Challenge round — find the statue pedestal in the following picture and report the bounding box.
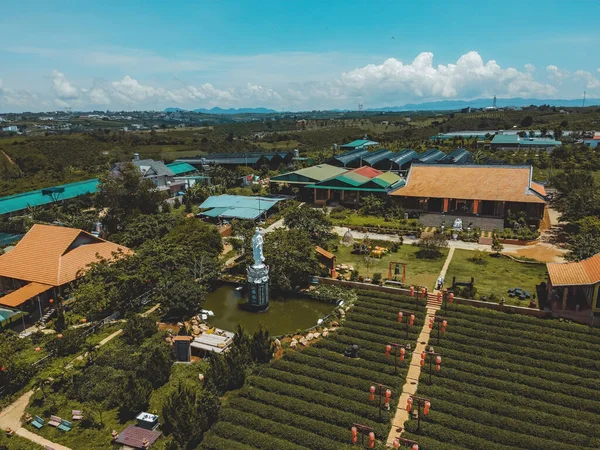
[247,263,269,312]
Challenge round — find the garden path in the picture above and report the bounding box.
[386,248,454,447]
[0,390,72,450]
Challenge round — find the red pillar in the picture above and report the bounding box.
[473,200,480,215]
[443,198,449,213]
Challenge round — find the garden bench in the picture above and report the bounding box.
[48,415,62,427]
[31,416,44,429]
[58,419,72,432]
[72,410,83,420]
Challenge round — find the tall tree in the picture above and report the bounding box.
[263,228,320,292]
[283,204,332,245]
[566,216,600,261]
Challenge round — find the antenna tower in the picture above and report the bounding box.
[583,91,586,108]
[358,103,363,112]
[492,95,497,109]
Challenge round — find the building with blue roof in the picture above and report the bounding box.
[439,148,473,165]
[0,179,99,216]
[491,134,561,150]
[348,148,394,168]
[326,148,371,168]
[417,149,445,164]
[198,194,285,221]
[372,149,419,171]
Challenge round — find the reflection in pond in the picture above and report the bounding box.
[202,285,334,335]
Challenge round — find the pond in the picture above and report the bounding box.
[202,285,335,336]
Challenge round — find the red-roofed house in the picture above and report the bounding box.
[0,224,131,320]
[546,253,600,324]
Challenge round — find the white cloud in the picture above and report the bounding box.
[340,51,556,103]
[573,70,600,90]
[546,65,570,83]
[524,64,535,72]
[51,70,80,100]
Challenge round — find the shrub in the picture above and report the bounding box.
[469,250,488,265]
[417,234,448,259]
[372,272,382,284]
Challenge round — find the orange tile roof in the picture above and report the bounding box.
[547,252,600,286]
[0,282,53,308]
[0,224,131,286]
[315,246,335,261]
[390,165,546,204]
[530,182,546,197]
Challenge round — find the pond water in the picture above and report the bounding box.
[202,285,334,335]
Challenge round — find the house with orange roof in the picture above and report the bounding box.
[546,253,600,324]
[389,164,547,231]
[0,224,131,319]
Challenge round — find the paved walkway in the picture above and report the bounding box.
[386,248,454,446]
[0,390,72,450]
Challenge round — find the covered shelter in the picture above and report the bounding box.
[389,164,546,231]
[417,149,445,164]
[269,164,348,201]
[0,224,131,319]
[315,246,336,277]
[347,148,393,168]
[547,254,600,322]
[0,179,99,217]
[166,161,197,176]
[115,424,162,449]
[191,329,234,357]
[439,148,473,165]
[372,149,419,172]
[326,148,370,168]
[198,194,284,221]
[491,134,561,151]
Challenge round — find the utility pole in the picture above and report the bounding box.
[583,90,586,108]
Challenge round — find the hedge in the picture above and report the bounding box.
[209,422,307,450]
[200,433,256,450]
[219,408,348,450]
[227,395,352,444]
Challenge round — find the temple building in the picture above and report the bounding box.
[389,164,547,231]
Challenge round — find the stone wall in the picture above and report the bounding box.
[418,212,504,231]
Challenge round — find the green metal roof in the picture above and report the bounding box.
[374,171,401,185]
[307,185,387,192]
[270,164,347,184]
[340,139,379,149]
[199,194,284,220]
[0,179,100,215]
[166,161,197,175]
[339,172,370,186]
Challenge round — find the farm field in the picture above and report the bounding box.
[445,249,547,305]
[403,303,600,450]
[332,243,448,289]
[201,290,426,449]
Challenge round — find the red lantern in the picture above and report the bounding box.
[424,401,431,415]
[368,431,375,448]
[386,344,392,357]
[385,389,392,401]
[81,318,87,323]
[35,347,41,352]
[436,364,441,372]
[436,355,442,365]
[410,286,414,296]
[369,385,376,401]
[1,366,6,371]
[437,291,441,301]
[441,326,446,333]
[442,320,448,328]
[400,347,405,361]
[421,351,426,360]
[412,444,419,450]
[49,298,54,304]
[409,314,415,326]
[393,438,400,449]
[57,334,63,339]
[406,396,413,412]
[428,318,433,329]
[448,293,454,303]
[420,358,425,367]
[398,311,403,323]
[421,287,426,298]
[351,426,357,444]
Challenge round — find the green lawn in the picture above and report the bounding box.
[331,242,448,289]
[445,249,547,305]
[0,433,43,449]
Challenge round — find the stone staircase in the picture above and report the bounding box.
[426,292,443,310]
[40,308,55,325]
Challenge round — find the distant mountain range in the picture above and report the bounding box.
[164,107,277,114]
[164,97,600,114]
[366,97,600,111]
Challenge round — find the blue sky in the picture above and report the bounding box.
[0,0,598,112]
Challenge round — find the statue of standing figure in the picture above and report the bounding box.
[453,218,463,231]
[252,227,265,267]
